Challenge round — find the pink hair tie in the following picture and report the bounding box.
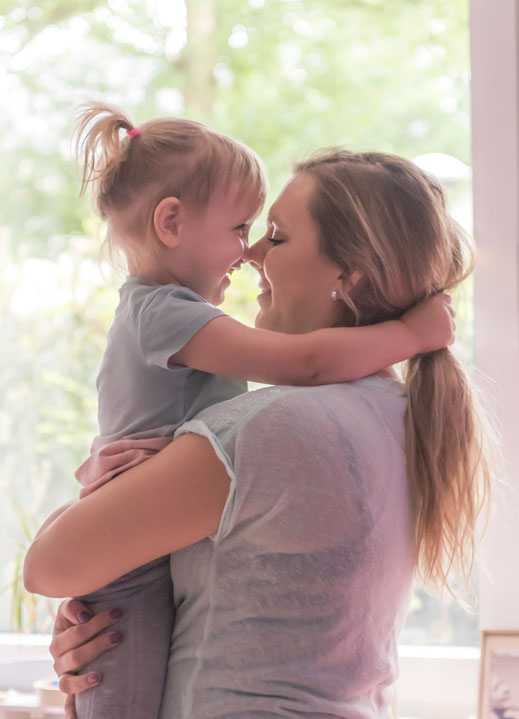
[127,127,141,139]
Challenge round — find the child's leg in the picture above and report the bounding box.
[75,556,174,719]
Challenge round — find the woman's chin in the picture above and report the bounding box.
[255,309,282,332]
[254,291,270,328]
[254,311,267,329]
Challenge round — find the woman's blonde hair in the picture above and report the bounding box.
[296,148,491,595]
[74,101,268,267]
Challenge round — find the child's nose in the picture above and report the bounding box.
[240,241,251,262]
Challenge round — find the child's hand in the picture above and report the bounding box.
[400,292,456,355]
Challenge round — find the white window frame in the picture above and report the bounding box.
[471,0,519,635]
[399,1,519,716]
[1,3,518,718]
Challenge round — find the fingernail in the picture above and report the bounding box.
[109,631,122,645]
[78,610,93,624]
[88,672,101,685]
[109,608,123,620]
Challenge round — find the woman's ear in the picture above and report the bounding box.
[332,271,363,302]
[153,197,181,249]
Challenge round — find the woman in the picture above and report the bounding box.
[24,149,489,719]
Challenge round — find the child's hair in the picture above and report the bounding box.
[295,148,492,596]
[74,101,268,268]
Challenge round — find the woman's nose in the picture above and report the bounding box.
[247,236,267,270]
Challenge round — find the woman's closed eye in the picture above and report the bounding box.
[268,237,284,245]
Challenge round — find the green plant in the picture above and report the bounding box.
[7,504,59,633]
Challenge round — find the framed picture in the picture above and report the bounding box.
[479,631,519,719]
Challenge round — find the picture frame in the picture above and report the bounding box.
[478,631,519,719]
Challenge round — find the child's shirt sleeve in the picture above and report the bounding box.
[137,285,226,370]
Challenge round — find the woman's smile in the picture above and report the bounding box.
[256,275,272,297]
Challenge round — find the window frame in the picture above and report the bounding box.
[2,3,517,718]
[399,0,519,715]
[470,0,519,636]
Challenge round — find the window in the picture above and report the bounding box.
[5,2,507,717]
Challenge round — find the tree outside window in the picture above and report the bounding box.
[0,0,475,643]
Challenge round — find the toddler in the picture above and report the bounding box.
[72,102,453,719]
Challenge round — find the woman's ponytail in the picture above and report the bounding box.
[405,350,491,594]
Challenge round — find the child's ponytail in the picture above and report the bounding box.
[74,101,135,217]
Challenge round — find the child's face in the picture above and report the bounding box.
[176,184,260,305]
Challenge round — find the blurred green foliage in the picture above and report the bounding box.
[0,0,475,641]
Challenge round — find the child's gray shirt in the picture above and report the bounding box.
[91,277,246,452]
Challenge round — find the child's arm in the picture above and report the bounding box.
[172,292,455,385]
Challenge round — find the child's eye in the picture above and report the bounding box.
[234,223,248,236]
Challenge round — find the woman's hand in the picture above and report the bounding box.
[50,599,123,719]
[400,292,456,354]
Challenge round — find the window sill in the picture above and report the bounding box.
[398,645,479,719]
[0,635,52,666]
[0,635,480,719]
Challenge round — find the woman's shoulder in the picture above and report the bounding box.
[256,377,404,416]
[259,378,406,442]
[194,377,406,445]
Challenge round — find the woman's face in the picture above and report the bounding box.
[248,172,345,334]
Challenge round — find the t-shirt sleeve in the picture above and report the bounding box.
[138,285,226,369]
[174,418,237,540]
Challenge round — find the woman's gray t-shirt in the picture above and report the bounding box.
[161,377,413,719]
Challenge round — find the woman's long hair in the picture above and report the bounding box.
[296,148,491,594]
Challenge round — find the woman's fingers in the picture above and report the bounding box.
[51,606,121,662]
[50,598,123,692]
[64,693,78,719]
[59,670,103,696]
[54,598,94,631]
[50,599,123,700]
[54,621,122,676]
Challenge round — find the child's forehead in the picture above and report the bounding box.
[211,181,264,216]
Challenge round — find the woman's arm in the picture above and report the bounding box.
[23,434,230,597]
[33,499,78,540]
[172,293,455,385]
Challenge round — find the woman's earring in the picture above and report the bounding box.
[331,290,340,302]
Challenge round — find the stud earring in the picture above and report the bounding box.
[331,290,339,302]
